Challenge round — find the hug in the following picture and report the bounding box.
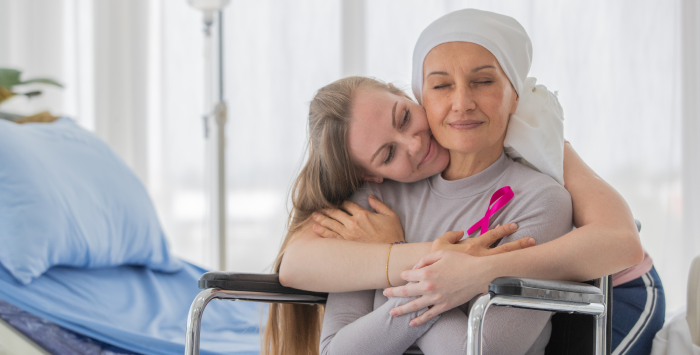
[270,9,664,355]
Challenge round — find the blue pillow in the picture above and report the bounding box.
[0,117,182,284]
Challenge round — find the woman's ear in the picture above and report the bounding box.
[361,174,384,183]
[510,92,519,114]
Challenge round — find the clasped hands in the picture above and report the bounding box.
[311,195,535,326]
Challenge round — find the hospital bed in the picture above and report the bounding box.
[0,116,263,355]
[0,261,262,355]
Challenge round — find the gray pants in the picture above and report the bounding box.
[320,288,551,355]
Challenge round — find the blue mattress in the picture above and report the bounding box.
[0,299,139,354]
[0,261,263,355]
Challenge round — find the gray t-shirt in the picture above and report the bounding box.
[320,153,574,355]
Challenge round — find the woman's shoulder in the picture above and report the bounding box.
[499,159,574,246]
[502,159,571,205]
[505,158,565,189]
[350,178,431,210]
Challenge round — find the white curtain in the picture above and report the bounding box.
[0,0,698,315]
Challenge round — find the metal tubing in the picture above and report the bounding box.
[185,288,327,355]
[467,293,492,355]
[467,293,606,355]
[488,296,605,316]
[595,277,609,355]
[215,14,227,271]
[215,101,227,271]
[185,289,220,355]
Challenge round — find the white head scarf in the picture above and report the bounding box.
[412,9,565,185]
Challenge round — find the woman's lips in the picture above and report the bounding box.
[449,120,483,130]
[419,138,435,167]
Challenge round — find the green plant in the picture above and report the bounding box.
[0,68,63,105]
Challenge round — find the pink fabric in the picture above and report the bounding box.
[612,251,653,287]
[467,186,514,235]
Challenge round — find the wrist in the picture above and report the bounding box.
[388,242,431,286]
[482,253,509,281]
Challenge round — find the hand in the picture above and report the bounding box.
[311,195,405,244]
[383,251,496,326]
[431,223,534,255]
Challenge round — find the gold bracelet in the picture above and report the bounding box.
[386,244,394,288]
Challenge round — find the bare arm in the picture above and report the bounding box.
[279,222,430,292]
[386,143,645,325]
[279,197,523,292]
[475,142,643,281]
[510,141,644,280]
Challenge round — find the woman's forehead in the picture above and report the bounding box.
[351,88,395,120]
[423,42,498,73]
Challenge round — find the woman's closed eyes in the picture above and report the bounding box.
[383,108,413,165]
[400,108,411,130]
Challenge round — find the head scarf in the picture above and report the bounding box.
[412,9,565,185]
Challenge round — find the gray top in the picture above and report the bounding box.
[320,153,574,355]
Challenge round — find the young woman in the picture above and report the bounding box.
[264,9,663,355]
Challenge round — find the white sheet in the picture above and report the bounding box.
[651,312,700,355]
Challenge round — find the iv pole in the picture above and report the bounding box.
[188,0,230,271]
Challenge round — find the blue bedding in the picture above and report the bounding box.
[0,299,139,354]
[0,261,263,355]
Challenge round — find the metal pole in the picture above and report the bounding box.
[215,9,227,271]
[187,0,230,271]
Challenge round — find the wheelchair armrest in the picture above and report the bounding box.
[198,272,328,302]
[489,277,604,304]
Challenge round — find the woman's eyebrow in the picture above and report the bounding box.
[426,71,449,77]
[371,143,390,163]
[471,65,495,72]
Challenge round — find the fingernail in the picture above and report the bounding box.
[510,223,518,231]
[383,289,389,296]
[528,238,535,245]
[409,321,416,327]
[390,310,396,316]
[412,264,419,270]
[369,194,375,199]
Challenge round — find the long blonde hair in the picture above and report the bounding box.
[262,76,410,355]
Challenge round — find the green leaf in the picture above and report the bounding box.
[23,90,43,98]
[0,68,22,88]
[18,78,63,88]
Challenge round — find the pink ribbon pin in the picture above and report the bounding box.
[467,186,514,235]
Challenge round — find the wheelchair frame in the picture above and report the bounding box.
[184,222,641,355]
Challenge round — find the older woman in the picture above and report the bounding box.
[272,9,663,355]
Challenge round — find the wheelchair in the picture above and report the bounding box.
[184,221,645,355]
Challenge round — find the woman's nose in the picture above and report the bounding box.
[452,84,476,113]
[406,134,422,156]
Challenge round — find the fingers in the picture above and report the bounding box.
[388,297,434,318]
[312,223,343,239]
[341,200,365,216]
[409,305,445,326]
[312,212,346,236]
[473,223,518,246]
[486,237,535,256]
[367,195,395,216]
[319,208,351,226]
[406,252,443,273]
[435,230,465,245]
[383,283,422,298]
